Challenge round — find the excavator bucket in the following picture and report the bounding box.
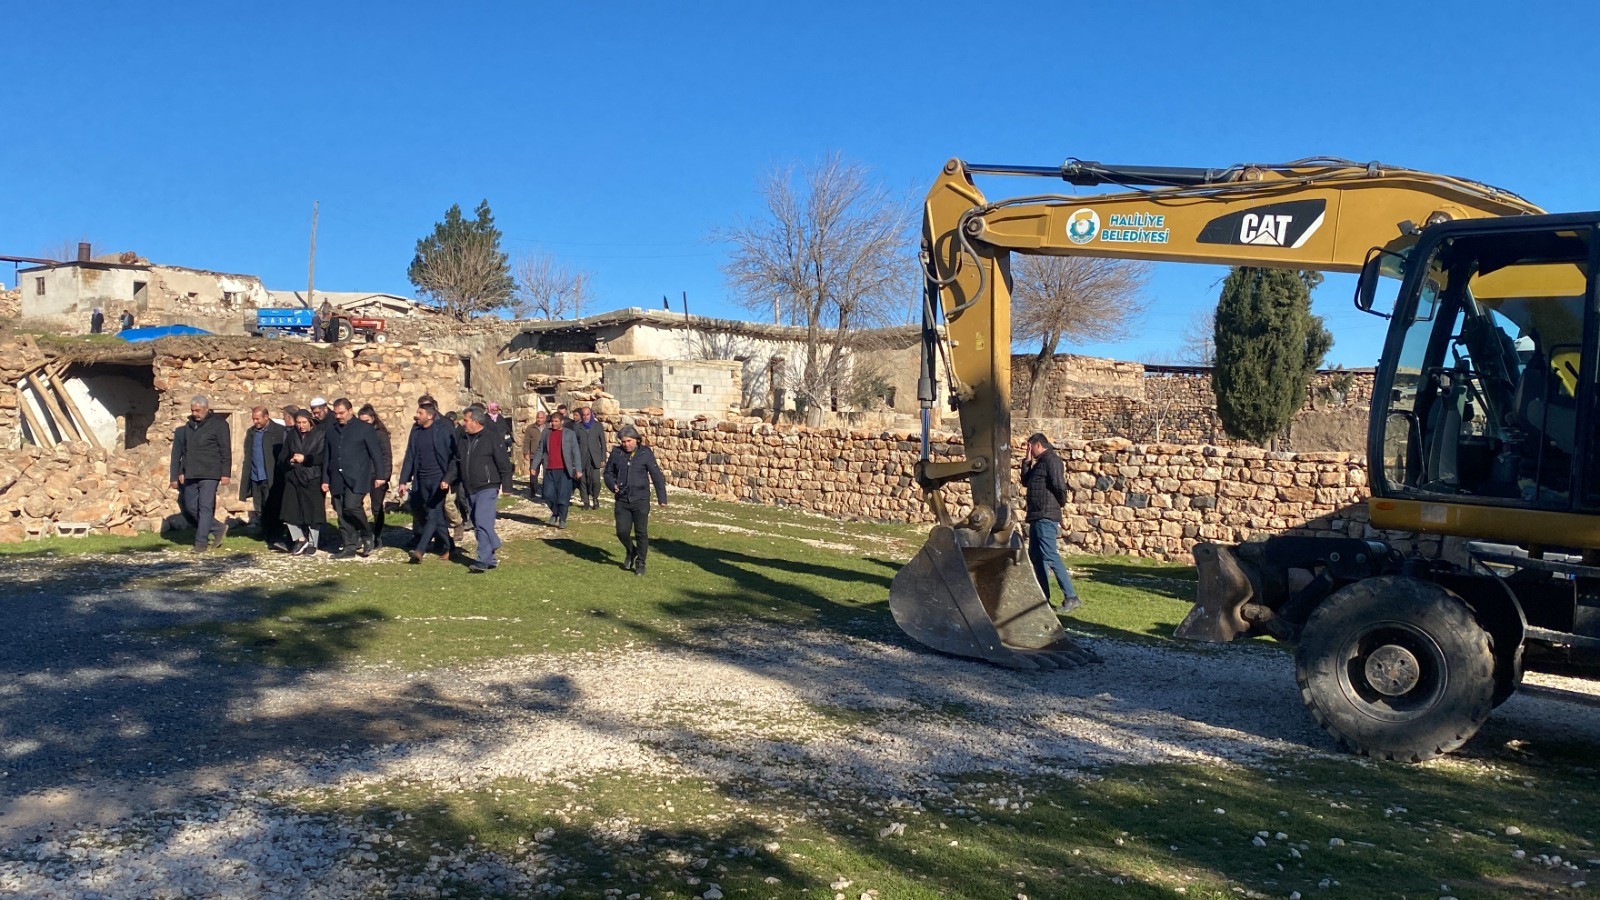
[889,525,1100,670]
[1174,542,1256,643]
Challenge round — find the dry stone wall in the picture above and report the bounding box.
[614,414,1380,562]
[0,338,461,540]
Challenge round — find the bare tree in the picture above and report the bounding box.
[717,153,914,418]
[1178,306,1217,365]
[1012,256,1152,417]
[514,252,592,320]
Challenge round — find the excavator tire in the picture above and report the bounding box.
[1295,576,1494,762]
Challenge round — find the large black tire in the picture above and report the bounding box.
[1295,576,1495,762]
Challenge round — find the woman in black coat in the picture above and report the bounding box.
[358,404,395,539]
[280,410,328,556]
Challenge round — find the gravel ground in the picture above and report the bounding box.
[3,545,1600,897]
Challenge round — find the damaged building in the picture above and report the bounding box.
[0,335,461,541]
[18,244,272,335]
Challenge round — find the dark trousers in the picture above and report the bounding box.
[181,478,221,550]
[413,481,451,555]
[615,500,651,564]
[468,486,501,566]
[580,465,602,507]
[248,479,281,540]
[369,484,388,536]
[334,490,370,549]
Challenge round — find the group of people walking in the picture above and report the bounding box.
[170,394,668,577]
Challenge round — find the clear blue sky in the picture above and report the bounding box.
[3,1,1594,368]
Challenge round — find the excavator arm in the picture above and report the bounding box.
[890,157,1543,668]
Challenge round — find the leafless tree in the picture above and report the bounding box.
[1178,306,1217,365]
[514,252,592,320]
[1012,256,1151,417]
[409,231,514,322]
[717,153,914,418]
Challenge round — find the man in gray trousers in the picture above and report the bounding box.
[571,405,607,510]
[170,395,233,552]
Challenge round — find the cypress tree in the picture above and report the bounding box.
[1212,267,1333,444]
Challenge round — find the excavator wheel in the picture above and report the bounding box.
[1295,576,1495,762]
[888,524,1099,670]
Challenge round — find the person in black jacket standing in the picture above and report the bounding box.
[602,424,667,576]
[239,406,287,549]
[399,402,458,563]
[458,404,512,573]
[170,395,233,552]
[1021,432,1081,612]
[572,405,607,510]
[323,397,383,558]
[358,404,394,541]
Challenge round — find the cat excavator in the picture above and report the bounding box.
[892,156,1600,760]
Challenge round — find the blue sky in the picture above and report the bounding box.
[2,1,1593,368]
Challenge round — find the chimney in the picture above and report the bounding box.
[76,242,91,262]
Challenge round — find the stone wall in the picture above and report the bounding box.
[0,337,461,539]
[1015,356,1376,448]
[611,414,1378,562]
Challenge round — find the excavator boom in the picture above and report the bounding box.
[891,156,1545,669]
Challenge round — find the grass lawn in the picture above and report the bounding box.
[9,492,1600,898]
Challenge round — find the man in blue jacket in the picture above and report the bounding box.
[323,397,383,558]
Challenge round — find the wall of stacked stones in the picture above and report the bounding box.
[0,341,461,541]
[619,415,1375,562]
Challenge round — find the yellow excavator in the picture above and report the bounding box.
[891,157,1600,760]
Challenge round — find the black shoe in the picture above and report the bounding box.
[407,550,423,564]
[294,541,316,557]
[468,563,489,574]
[622,553,636,571]
[1058,595,1083,614]
[331,548,356,560]
[269,541,290,553]
[358,538,373,558]
[634,560,646,576]
[208,521,229,550]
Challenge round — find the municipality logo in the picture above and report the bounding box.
[1066,209,1099,245]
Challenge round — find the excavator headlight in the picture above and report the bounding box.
[1426,211,1454,226]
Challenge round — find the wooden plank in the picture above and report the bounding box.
[46,367,102,450]
[26,371,80,444]
[15,369,56,448]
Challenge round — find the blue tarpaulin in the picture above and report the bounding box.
[117,325,214,342]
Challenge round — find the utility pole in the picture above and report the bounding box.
[306,200,319,309]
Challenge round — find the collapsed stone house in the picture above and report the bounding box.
[18,245,273,335]
[0,335,461,541]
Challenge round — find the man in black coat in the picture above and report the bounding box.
[239,406,287,548]
[170,395,233,552]
[458,404,512,573]
[602,424,667,576]
[399,402,458,562]
[1021,432,1081,612]
[323,397,384,558]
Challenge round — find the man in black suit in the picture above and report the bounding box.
[239,406,287,549]
[323,397,384,558]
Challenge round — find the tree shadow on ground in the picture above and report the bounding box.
[0,552,488,837]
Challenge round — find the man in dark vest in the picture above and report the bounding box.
[170,395,233,553]
[323,397,383,558]
[239,406,287,549]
